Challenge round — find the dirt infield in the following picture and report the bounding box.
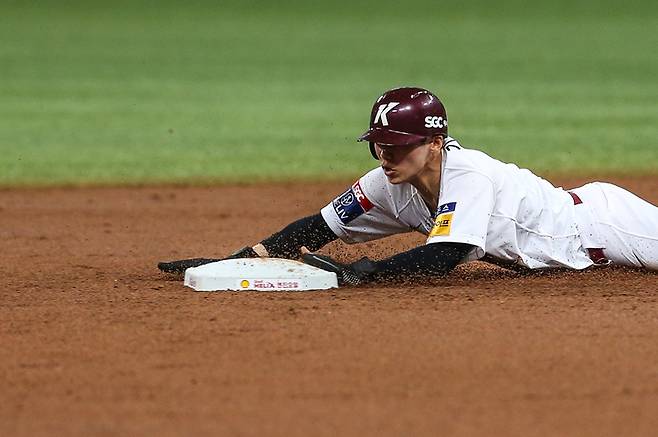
[2,176,657,436]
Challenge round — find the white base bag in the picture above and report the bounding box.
[184,258,338,291]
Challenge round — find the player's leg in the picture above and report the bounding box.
[578,182,658,270]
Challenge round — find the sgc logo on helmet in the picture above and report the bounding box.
[424,116,447,129]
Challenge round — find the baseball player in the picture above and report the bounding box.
[159,87,658,285]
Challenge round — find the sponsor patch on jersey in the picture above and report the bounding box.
[430,213,453,237]
[332,181,373,224]
[437,202,457,215]
[429,202,457,237]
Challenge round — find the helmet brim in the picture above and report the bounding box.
[357,127,427,146]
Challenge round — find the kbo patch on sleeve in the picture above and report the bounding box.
[429,202,457,237]
[332,181,374,224]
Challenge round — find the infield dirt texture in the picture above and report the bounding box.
[3,177,658,436]
[2,0,658,435]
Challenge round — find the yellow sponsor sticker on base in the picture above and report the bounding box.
[429,213,453,237]
[240,279,250,288]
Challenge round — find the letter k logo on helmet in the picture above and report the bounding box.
[373,102,399,126]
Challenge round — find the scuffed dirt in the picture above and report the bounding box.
[1,176,657,436]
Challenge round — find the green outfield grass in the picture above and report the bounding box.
[1,0,657,185]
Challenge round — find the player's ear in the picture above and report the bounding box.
[429,136,444,153]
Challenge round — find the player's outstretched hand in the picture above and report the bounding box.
[301,253,378,286]
[158,246,259,274]
[157,257,222,274]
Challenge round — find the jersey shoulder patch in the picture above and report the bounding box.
[332,180,374,224]
[437,201,456,215]
[429,202,457,237]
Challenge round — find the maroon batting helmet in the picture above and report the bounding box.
[358,87,448,159]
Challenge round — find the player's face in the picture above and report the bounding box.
[375,142,434,184]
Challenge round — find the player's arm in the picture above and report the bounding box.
[302,167,493,285]
[159,169,409,274]
[157,213,337,274]
[302,242,474,285]
[256,213,337,257]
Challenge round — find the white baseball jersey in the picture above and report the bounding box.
[321,137,596,269]
[321,137,658,271]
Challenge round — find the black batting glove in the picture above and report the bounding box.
[157,246,259,274]
[301,253,379,286]
[157,257,222,274]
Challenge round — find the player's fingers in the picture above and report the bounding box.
[301,253,342,273]
[300,246,311,255]
[157,257,221,274]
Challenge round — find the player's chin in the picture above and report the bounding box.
[385,173,405,184]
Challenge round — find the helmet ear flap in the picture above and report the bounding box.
[369,142,378,159]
